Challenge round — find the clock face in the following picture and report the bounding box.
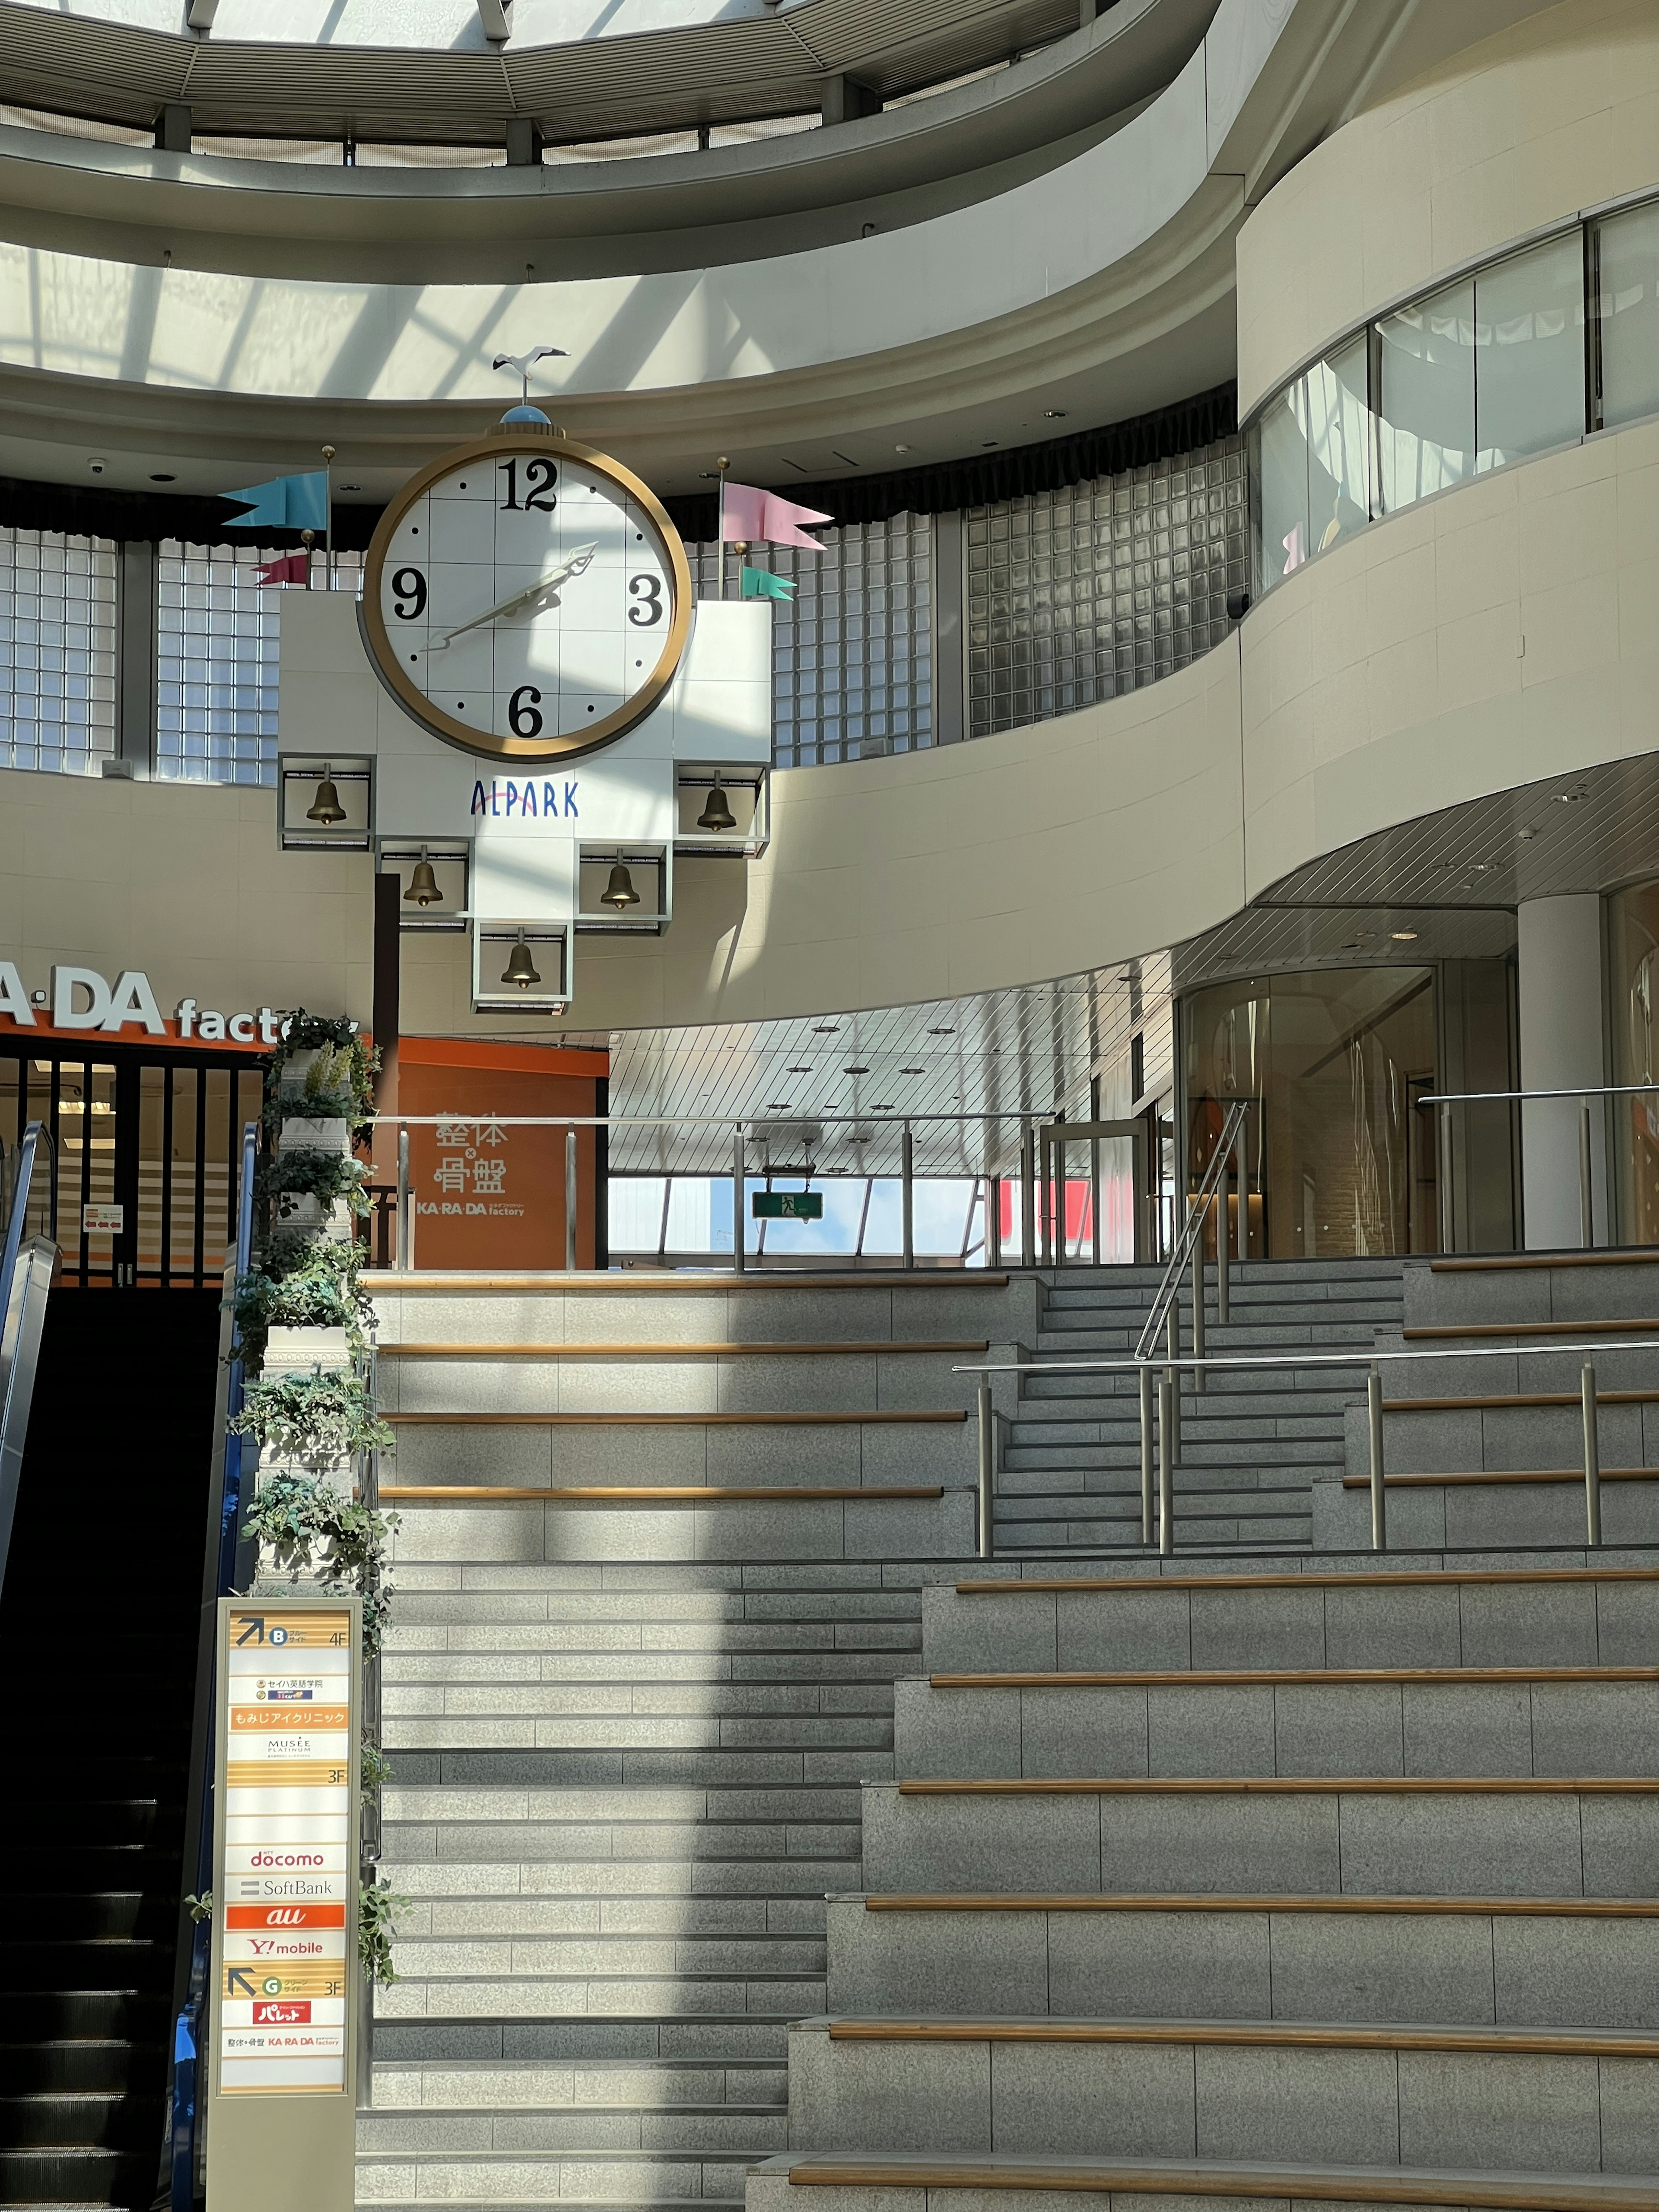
[362,434,691,761]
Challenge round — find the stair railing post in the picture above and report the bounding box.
[1439,1101,1454,1255]
[1020,1121,1036,1269]
[1235,1120,1248,1264]
[1139,1365,1154,1547]
[1580,1101,1594,1251]
[988,1175,1002,1270]
[1165,1302,1180,1463]
[1216,1150,1230,1327]
[901,1122,915,1271]
[395,1122,412,1271]
[733,1125,746,1275]
[1191,1232,1206,1397]
[977,1383,995,1559]
[1583,1362,1602,1546]
[565,1125,578,1272]
[1367,1363,1387,1552]
[1157,1372,1174,1557]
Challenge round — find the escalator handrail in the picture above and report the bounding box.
[0,1120,39,1299]
[0,1123,56,1602]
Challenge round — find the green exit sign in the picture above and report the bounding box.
[752,1190,824,1220]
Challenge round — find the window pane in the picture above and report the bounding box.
[1378,279,1475,513]
[1475,232,1583,467]
[1254,378,1311,590]
[0,528,117,773]
[1306,335,1372,554]
[1598,199,1659,429]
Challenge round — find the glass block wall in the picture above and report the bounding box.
[0,529,118,773]
[966,435,1247,739]
[690,512,934,766]
[157,543,364,786]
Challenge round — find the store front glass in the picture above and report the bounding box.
[1182,967,1439,1259]
[1608,880,1659,1245]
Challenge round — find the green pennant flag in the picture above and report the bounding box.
[740,565,797,603]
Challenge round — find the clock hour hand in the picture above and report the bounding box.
[429,544,598,651]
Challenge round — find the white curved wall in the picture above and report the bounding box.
[1237,0,1659,415]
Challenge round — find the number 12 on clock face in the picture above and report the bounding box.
[375,443,680,756]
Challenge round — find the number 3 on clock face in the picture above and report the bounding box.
[363,435,692,762]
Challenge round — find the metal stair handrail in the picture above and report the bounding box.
[1133,1098,1247,1365]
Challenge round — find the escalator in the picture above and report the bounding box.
[0,1288,222,2209]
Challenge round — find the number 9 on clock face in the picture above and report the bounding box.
[363,435,690,762]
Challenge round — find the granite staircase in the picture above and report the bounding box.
[760,1545,1659,2212]
[994,1259,1404,1553]
[355,1267,1019,2212]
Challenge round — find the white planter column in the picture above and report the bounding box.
[1517,894,1608,1249]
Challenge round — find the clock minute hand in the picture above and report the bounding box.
[429,545,599,651]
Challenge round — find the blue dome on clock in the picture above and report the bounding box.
[500,405,553,426]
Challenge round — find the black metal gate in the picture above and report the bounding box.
[0,1045,265,1288]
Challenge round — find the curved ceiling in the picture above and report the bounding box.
[0,0,1156,148]
[0,0,1218,283]
[0,0,1566,503]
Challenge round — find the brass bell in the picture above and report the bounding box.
[404,849,443,907]
[305,767,346,826]
[697,783,737,833]
[600,863,640,911]
[501,936,542,989]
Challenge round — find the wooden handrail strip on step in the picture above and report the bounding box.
[783,2155,1659,2209]
[1385,1392,1659,1411]
[822,2018,1659,2057]
[955,1568,1659,1594]
[1342,1468,1659,1488]
[367,1271,1009,1292]
[1405,1320,1659,1340]
[860,1893,1659,1916]
[927,1667,1659,1688]
[380,1483,944,1501]
[1433,1252,1659,1272]
[382,1409,967,1426]
[897,1776,1659,1795]
[380,1340,989,1358]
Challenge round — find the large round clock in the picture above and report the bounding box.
[361,426,693,762]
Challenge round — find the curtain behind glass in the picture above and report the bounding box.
[1378,280,1475,513]
[1599,199,1659,428]
[1305,335,1372,555]
[1475,233,1583,467]
[1254,376,1311,589]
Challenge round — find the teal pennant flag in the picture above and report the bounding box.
[740,565,797,603]
[224,471,329,533]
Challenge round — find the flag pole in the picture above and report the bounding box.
[321,443,335,589]
[716,456,729,601]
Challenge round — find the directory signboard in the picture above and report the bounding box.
[206,1597,359,2211]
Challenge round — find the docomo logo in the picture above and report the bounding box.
[0,962,282,1042]
[250,1851,326,1869]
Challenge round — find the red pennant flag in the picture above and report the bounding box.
[254,552,310,587]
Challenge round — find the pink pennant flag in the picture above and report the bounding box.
[254,551,311,586]
[721,483,831,552]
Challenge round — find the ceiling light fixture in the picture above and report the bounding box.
[843,1065,870,1075]
[926,1026,955,1036]
[1390,929,1418,941]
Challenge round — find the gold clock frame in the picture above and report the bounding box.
[361,429,694,763]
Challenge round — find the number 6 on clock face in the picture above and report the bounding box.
[362,433,692,762]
